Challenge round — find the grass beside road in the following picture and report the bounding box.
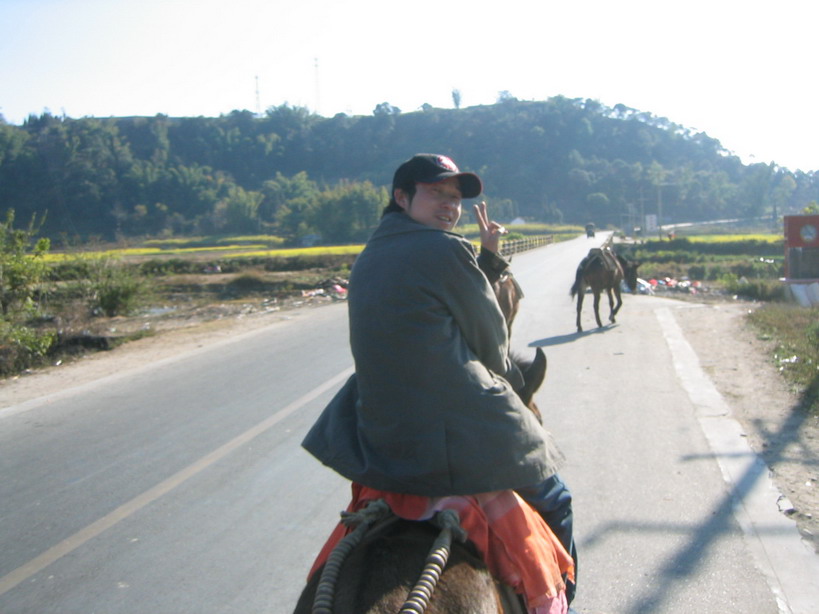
[746,303,819,414]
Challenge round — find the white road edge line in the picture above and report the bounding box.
[657,306,819,614]
[0,366,354,597]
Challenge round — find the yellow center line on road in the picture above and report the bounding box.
[0,366,354,597]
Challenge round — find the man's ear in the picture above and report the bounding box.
[394,188,410,210]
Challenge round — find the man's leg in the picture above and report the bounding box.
[516,473,577,604]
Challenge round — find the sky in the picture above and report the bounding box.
[2,0,817,172]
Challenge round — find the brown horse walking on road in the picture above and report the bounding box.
[570,246,640,332]
[293,350,554,614]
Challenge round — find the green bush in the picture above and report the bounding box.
[0,210,51,318]
[91,262,151,316]
[687,264,707,280]
[0,321,56,375]
[47,259,91,281]
[720,275,788,301]
[53,255,153,317]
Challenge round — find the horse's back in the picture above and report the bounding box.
[294,519,507,614]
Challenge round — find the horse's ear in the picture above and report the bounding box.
[533,347,547,379]
[517,348,547,406]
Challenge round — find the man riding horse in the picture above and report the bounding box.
[300,154,577,612]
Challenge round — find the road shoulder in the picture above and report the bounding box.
[663,297,818,553]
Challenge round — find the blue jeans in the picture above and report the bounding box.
[516,474,577,604]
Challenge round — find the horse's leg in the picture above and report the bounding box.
[575,289,584,332]
[592,290,603,328]
[602,287,613,324]
[610,285,623,323]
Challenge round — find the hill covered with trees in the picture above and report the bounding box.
[1,96,816,245]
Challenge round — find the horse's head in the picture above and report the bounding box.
[616,253,641,293]
[512,347,547,424]
[493,274,521,331]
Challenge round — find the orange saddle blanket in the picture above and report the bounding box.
[308,483,574,614]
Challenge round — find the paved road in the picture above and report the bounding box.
[508,235,819,613]
[1,233,816,613]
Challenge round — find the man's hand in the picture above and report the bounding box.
[473,201,508,254]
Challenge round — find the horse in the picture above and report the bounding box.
[493,272,523,332]
[293,349,552,614]
[570,246,640,332]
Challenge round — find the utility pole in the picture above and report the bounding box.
[314,58,321,115]
[637,187,646,239]
[255,76,261,116]
[656,182,675,239]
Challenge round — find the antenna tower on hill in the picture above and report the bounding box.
[314,58,321,115]
[255,75,261,116]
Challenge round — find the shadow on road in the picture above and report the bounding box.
[568,398,815,614]
[529,325,617,348]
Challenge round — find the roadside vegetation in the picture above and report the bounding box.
[625,234,787,301]
[0,211,54,375]
[4,221,570,376]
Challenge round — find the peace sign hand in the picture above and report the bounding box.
[473,201,508,254]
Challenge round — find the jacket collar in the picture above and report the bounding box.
[374,211,460,240]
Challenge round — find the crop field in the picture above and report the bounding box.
[44,223,580,264]
[682,233,783,244]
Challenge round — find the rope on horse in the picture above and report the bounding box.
[398,509,468,614]
[311,498,392,614]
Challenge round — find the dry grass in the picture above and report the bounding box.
[747,303,819,414]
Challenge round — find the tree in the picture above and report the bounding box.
[373,102,401,116]
[771,172,797,225]
[0,120,29,167]
[259,171,319,227]
[486,198,517,222]
[741,164,774,218]
[312,181,387,243]
[223,185,264,233]
[2,98,819,241]
[497,90,517,103]
[452,89,462,110]
[586,192,611,224]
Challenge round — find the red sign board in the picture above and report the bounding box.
[785,215,819,248]
[784,215,819,279]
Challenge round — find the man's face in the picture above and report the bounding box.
[395,177,462,231]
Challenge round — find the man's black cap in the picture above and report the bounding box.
[392,154,482,199]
